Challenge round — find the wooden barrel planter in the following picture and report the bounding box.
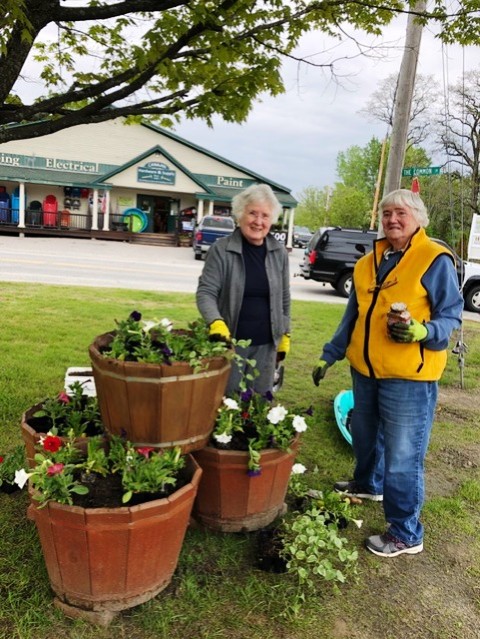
[28,455,202,627]
[88,332,231,454]
[21,402,103,469]
[192,438,299,533]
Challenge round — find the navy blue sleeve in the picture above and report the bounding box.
[320,290,359,365]
[421,254,463,350]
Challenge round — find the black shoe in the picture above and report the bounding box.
[333,479,383,502]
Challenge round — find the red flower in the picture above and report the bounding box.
[0,456,3,463]
[136,446,155,459]
[47,463,65,476]
[57,391,71,404]
[43,435,62,453]
[241,411,250,420]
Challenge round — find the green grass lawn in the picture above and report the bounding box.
[1,282,479,639]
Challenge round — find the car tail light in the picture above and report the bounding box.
[309,250,317,265]
[195,231,203,241]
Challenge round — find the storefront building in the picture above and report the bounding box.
[0,118,297,245]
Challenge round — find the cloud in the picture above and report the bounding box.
[175,15,480,198]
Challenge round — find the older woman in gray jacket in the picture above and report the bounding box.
[196,183,291,395]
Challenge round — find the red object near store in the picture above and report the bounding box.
[43,194,58,226]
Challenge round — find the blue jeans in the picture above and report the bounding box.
[351,369,438,546]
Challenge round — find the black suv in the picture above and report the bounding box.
[298,227,377,297]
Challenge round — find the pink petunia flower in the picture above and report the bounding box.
[136,447,155,459]
[57,391,71,404]
[47,463,65,476]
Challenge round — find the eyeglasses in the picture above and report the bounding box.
[246,210,272,222]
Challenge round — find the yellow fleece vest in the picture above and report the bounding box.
[346,228,453,380]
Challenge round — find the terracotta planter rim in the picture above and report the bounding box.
[29,455,202,516]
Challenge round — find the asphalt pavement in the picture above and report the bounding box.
[0,235,478,322]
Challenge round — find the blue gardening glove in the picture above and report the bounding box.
[312,359,329,386]
[209,319,231,343]
[389,318,428,343]
[276,333,291,362]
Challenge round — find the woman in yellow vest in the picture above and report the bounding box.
[312,189,463,557]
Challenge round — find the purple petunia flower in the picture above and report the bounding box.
[305,405,314,416]
[240,388,253,402]
[263,390,274,402]
[247,468,262,477]
[129,310,142,322]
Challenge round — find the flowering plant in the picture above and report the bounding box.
[101,311,231,372]
[31,380,102,438]
[15,431,186,508]
[211,388,310,474]
[0,445,27,489]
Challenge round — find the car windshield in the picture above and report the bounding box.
[202,217,234,229]
[295,226,311,233]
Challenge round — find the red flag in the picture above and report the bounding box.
[411,177,420,193]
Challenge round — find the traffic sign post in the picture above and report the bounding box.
[402,166,441,177]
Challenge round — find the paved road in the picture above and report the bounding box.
[0,235,347,305]
[0,235,478,322]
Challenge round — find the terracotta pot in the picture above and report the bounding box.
[21,402,102,469]
[192,438,299,533]
[88,332,231,454]
[28,455,202,626]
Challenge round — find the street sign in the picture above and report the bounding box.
[402,166,441,177]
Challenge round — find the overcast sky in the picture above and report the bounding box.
[174,13,480,198]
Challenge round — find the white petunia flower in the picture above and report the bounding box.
[160,318,173,331]
[292,415,308,433]
[14,468,31,490]
[267,405,288,424]
[214,432,232,444]
[142,320,158,333]
[222,397,239,411]
[353,519,364,529]
[291,463,307,475]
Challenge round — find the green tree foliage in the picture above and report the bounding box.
[293,186,330,229]
[410,173,473,257]
[0,1,479,144]
[336,137,384,195]
[329,137,431,230]
[328,184,371,229]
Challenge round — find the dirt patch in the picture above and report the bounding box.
[437,385,480,416]
[325,382,480,639]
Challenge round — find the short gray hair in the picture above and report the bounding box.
[231,184,282,224]
[377,189,429,238]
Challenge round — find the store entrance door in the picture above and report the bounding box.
[137,195,172,233]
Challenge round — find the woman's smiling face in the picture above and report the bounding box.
[239,202,273,246]
[381,203,419,250]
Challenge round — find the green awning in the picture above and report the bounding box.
[197,185,297,207]
[0,165,107,188]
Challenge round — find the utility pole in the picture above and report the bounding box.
[383,1,426,196]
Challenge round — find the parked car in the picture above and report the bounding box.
[431,238,480,313]
[298,227,377,297]
[298,226,480,311]
[292,225,313,248]
[192,215,235,260]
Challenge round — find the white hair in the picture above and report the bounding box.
[231,184,282,224]
[377,189,429,238]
